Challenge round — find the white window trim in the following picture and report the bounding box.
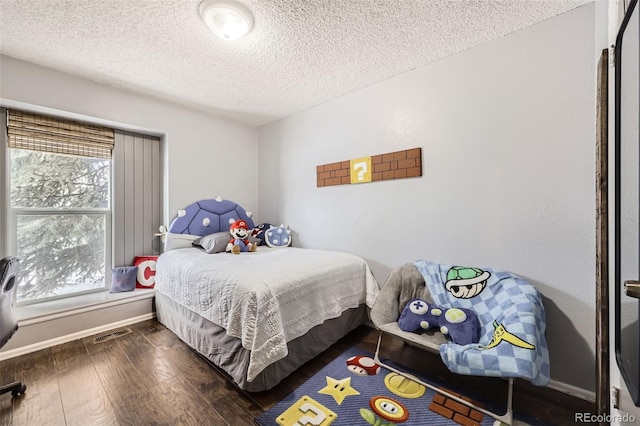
[14,288,155,325]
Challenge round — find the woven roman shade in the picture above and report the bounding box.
[7,110,114,158]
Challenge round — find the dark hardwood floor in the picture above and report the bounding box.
[0,319,594,425]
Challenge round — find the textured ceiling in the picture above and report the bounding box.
[0,0,591,127]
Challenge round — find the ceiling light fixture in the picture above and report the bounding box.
[199,0,254,41]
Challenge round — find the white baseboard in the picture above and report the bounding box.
[547,378,596,402]
[0,312,156,361]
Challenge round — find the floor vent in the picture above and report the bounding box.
[92,327,133,344]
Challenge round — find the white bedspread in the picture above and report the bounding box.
[154,246,379,382]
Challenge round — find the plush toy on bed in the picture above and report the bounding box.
[251,223,272,246]
[398,298,480,345]
[226,219,258,254]
[264,224,292,248]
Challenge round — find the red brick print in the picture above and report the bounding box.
[407,148,421,158]
[371,155,383,164]
[394,169,407,179]
[407,167,421,177]
[382,153,394,162]
[469,410,484,422]
[393,150,406,161]
[428,387,484,426]
[433,394,446,405]
[453,413,481,426]
[445,399,470,416]
[375,162,391,172]
[429,402,454,419]
[398,158,416,169]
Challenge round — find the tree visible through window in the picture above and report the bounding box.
[10,149,111,303]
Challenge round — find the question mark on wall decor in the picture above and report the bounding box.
[295,403,327,425]
[350,156,372,184]
[353,162,367,181]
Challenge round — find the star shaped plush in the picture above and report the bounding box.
[317,376,360,405]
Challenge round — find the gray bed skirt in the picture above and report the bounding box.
[155,292,366,392]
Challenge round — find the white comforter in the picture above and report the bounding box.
[154,246,379,382]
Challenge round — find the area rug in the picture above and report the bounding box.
[255,346,532,426]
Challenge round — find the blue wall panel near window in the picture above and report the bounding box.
[112,130,161,267]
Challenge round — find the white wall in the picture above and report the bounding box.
[258,3,604,396]
[0,55,259,224]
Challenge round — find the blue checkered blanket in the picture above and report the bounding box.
[414,260,550,386]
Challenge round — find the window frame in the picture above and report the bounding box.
[0,106,164,309]
[6,148,113,307]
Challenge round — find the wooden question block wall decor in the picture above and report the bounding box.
[317,147,422,187]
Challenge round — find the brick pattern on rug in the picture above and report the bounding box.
[429,387,485,426]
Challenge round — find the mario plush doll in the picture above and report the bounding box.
[226,219,258,254]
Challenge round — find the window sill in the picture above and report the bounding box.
[15,289,155,326]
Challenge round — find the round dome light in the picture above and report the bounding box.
[199,0,254,41]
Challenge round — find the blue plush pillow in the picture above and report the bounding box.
[265,225,292,248]
[110,266,138,293]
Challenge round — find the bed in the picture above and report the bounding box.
[154,198,379,392]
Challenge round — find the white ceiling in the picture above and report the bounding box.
[0,0,591,127]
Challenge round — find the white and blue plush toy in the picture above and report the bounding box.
[264,225,292,248]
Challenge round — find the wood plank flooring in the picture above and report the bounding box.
[0,319,594,425]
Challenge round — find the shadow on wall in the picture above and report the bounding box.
[538,291,595,394]
[365,259,393,290]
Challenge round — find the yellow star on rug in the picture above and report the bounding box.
[317,376,360,405]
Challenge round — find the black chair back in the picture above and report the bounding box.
[0,257,20,349]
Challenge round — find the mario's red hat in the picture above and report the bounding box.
[230,220,248,230]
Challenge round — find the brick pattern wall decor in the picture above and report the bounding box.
[316,147,422,187]
[428,387,484,426]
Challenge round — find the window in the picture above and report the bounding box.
[6,110,114,305]
[10,149,111,302]
[2,109,162,306]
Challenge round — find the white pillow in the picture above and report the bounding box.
[192,231,231,254]
[164,232,199,252]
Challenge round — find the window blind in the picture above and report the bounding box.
[7,109,114,158]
